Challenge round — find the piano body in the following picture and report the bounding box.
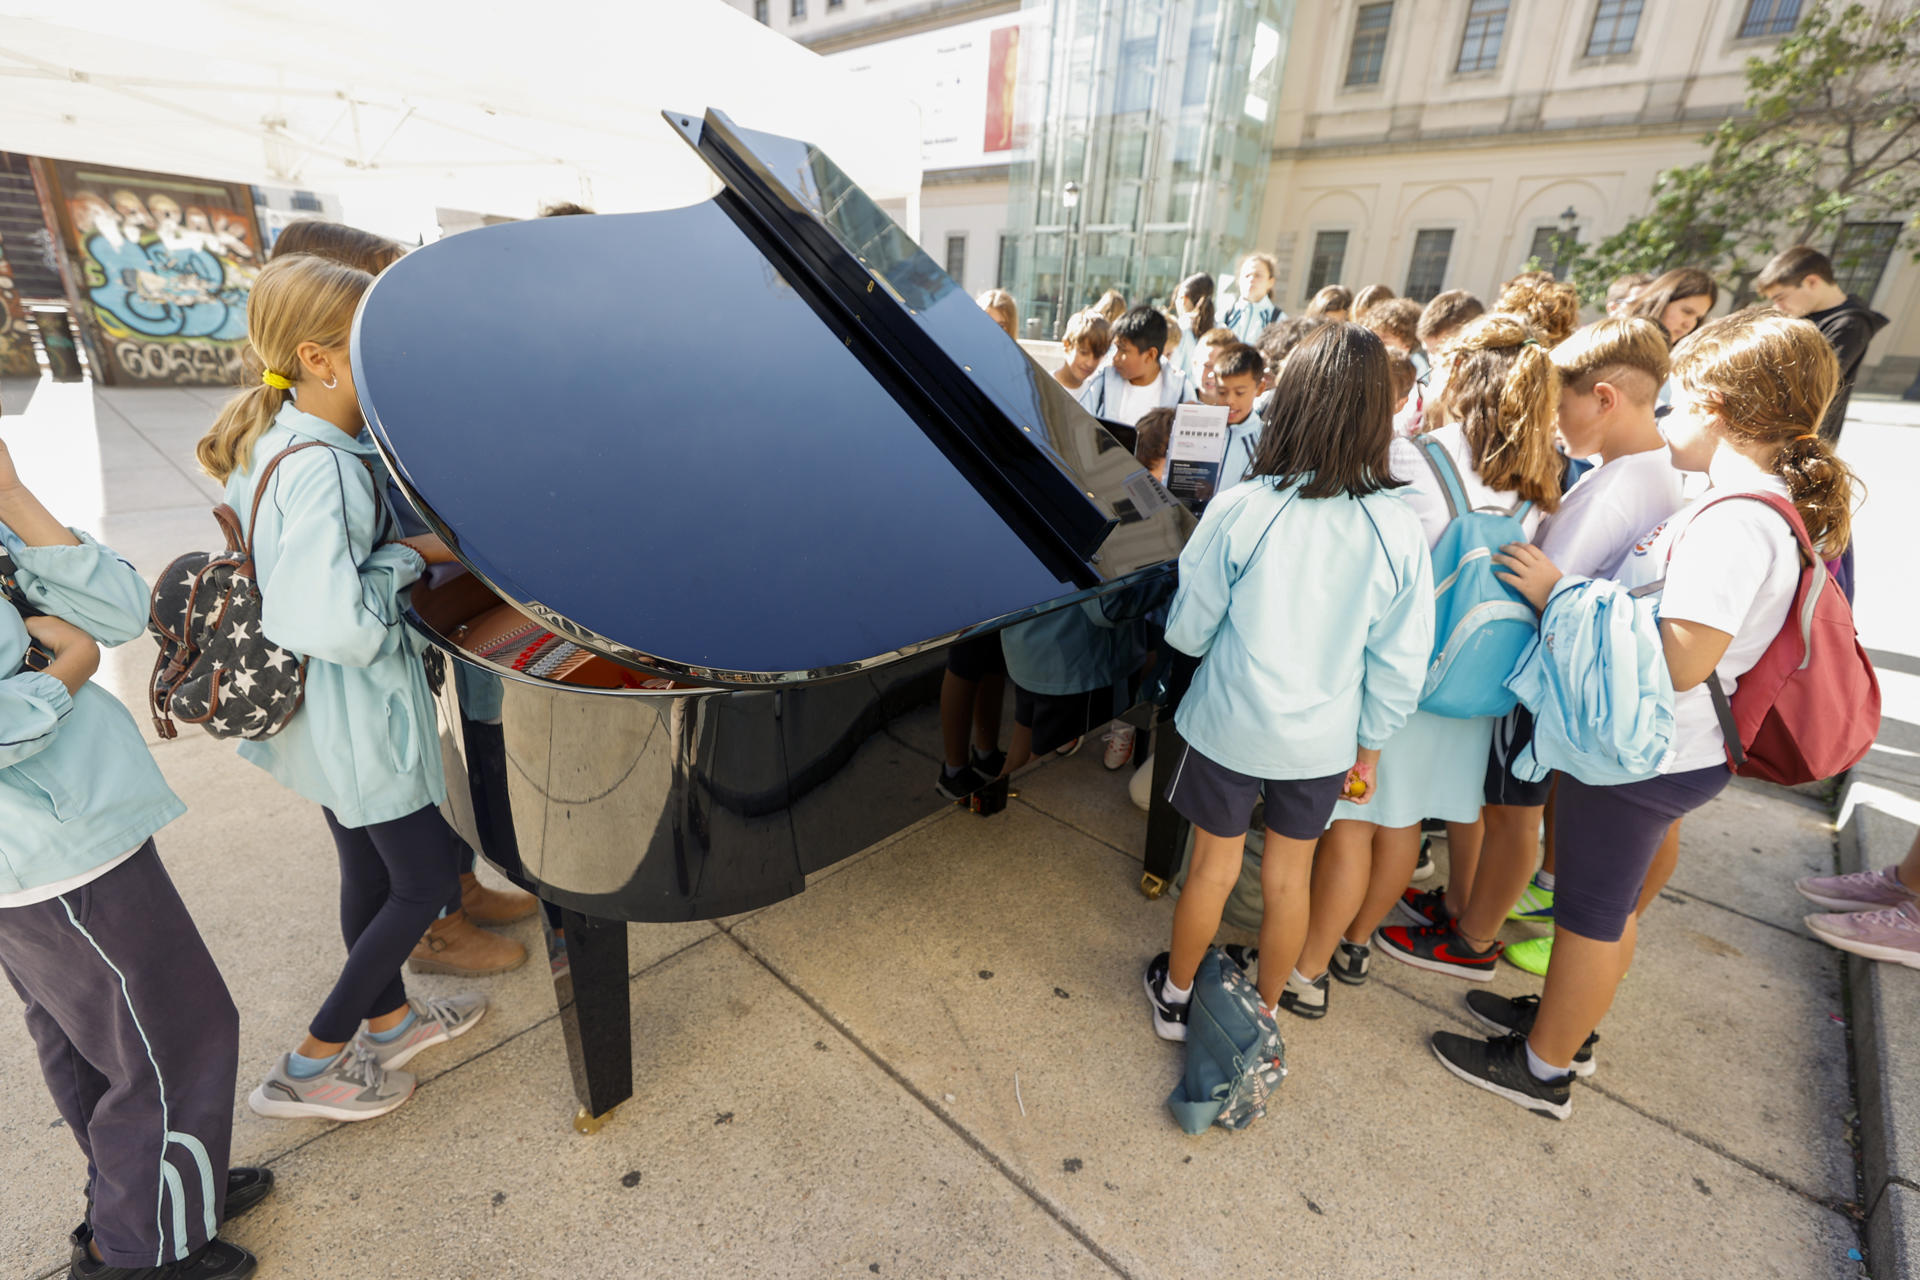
[351,109,1195,1130]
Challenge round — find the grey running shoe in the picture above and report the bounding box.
[1795,866,1919,913]
[1805,901,1920,968]
[248,1043,414,1121]
[360,993,489,1072]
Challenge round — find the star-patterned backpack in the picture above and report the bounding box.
[147,441,336,740]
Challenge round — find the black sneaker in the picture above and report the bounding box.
[1143,952,1190,1042]
[1394,885,1452,929]
[1277,969,1328,1020]
[1412,835,1436,883]
[935,763,989,801]
[1463,992,1597,1077]
[75,1168,275,1270]
[970,747,1007,779]
[1220,944,1258,973]
[1431,1030,1572,1120]
[1332,939,1371,986]
[1420,817,1446,834]
[70,1236,256,1279]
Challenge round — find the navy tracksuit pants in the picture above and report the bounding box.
[0,841,239,1268]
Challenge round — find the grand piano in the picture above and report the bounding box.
[351,109,1196,1130]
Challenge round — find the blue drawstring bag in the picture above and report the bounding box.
[1167,948,1287,1134]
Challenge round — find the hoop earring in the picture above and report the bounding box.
[322,376,338,390]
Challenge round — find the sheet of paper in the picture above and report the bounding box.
[1164,403,1231,511]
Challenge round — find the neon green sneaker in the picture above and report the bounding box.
[1507,876,1556,923]
[1505,934,1553,976]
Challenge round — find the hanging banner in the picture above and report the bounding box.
[829,12,1028,170]
[49,161,263,386]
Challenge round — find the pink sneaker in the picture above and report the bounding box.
[1805,901,1920,968]
[1794,866,1919,912]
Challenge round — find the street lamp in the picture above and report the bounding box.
[1058,181,1083,338]
[1554,205,1579,279]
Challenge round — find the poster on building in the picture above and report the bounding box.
[0,233,36,377]
[828,13,1029,170]
[49,161,262,387]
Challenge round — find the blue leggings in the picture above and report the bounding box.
[312,804,463,1042]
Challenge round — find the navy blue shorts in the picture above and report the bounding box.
[945,634,1006,682]
[1165,744,1347,840]
[1553,765,1731,942]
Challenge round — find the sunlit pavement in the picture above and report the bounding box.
[1,378,1908,1279]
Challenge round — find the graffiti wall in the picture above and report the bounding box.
[0,232,35,377]
[49,162,261,387]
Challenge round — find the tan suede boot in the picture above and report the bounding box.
[409,910,527,976]
[460,870,538,926]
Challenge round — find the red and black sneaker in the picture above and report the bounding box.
[1373,921,1502,981]
[1394,885,1452,929]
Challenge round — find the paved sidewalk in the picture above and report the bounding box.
[0,380,1881,1279]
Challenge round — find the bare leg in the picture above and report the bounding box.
[1169,827,1247,989]
[1631,820,1683,918]
[1456,803,1545,948]
[973,672,1005,756]
[939,671,978,770]
[1253,828,1322,1009]
[1444,815,1485,917]
[1298,822,1374,979]
[999,721,1034,777]
[1529,917,1636,1069]
[1344,823,1424,944]
[1896,827,1920,891]
[297,1000,406,1059]
[1539,779,1558,877]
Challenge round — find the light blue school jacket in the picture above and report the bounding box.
[226,403,441,829]
[0,526,186,894]
[1074,360,1193,419]
[1222,297,1281,345]
[1165,476,1435,780]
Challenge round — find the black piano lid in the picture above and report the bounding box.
[353,110,1191,687]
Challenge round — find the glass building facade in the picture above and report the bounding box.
[1004,0,1295,338]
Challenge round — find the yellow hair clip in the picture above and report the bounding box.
[261,369,293,390]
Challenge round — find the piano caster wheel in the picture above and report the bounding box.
[1139,872,1169,900]
[573,1105,618,1135]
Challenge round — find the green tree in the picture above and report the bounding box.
[1572,1,1920,306]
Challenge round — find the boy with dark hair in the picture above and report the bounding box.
[1214,342,1268,482]
[1076,306,1193,423]
[1134,406,1173,482]
[1757,244,1890,444]
[1414,289,1485,355]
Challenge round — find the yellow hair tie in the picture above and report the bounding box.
[1796,433,1821,443]
[260,369,293,390]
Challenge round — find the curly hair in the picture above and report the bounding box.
[1496,274,1581,347]
[1435,312,1564,511]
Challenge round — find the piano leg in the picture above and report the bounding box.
[1139,717,1191,898]
[554,908,632,1133]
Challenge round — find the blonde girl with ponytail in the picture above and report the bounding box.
[1430,309,1857,1116]
[199,254,489,1124]
[1284,314,1564,1017]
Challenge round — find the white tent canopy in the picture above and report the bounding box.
[0,0,923,241]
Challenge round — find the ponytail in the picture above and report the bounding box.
[1437,312,1564,512]
[1673,307,1857,556]
[195,253,371,482]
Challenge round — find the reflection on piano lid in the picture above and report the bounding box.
[353,108,1191,689]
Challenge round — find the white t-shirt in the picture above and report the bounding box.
[1113,371,1165,427]
[1611,453,1802,774]
[1537,447,1686,578]
[1389,423,1545,549]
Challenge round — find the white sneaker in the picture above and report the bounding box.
[249,1043,414,1121]
[360,993,489,1071]
[1102,722,1136,770]
[1129,754,1155,812]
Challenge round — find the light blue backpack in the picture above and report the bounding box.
[1416,436,1536,719]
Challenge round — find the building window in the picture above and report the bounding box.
[1526,224,1580,280]
[1456,0,1509,73]
[1345,3,1393,87]
[828,0,844,7]
[997,235,1015,290]
[945,234,967,284]
[1585,0,1642,57]
[1405,228,1454,302]
[1831,222,1901,302]
[290,189,323,213]
[1739,0,1800,37]
[1306,230,1349,300]
[790,0,805,18]
[754,0,768,19]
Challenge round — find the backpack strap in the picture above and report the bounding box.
[238,441,375,577]
[1416,435,1470,522]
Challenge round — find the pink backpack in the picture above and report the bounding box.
[1688,492,1880,785]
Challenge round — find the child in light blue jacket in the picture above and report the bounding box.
[0,430,262,1274]
[196,253,489,1125]
[1143,323,1432,1040]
